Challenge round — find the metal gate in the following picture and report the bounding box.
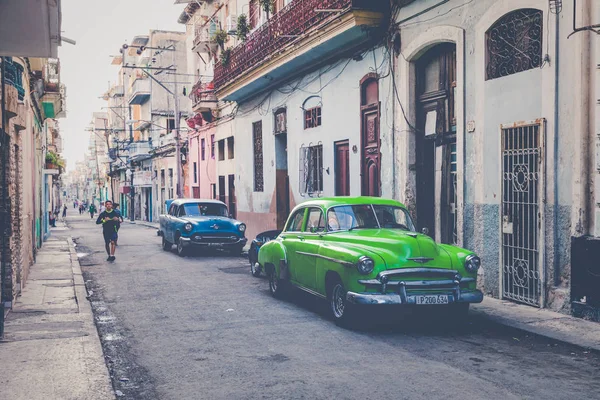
[501,121,545,307]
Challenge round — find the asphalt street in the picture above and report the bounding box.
[68,214,600,400]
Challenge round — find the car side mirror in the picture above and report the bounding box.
[421,227,429,236]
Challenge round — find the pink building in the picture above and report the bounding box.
[188,122,216,200]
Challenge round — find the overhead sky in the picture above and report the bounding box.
[59,0,185,171]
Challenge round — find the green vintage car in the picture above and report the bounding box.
[258,196,483,325]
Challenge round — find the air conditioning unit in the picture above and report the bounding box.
[226,14,237,34]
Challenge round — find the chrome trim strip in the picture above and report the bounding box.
[407,257,434,263]
[294,284,327,299]
[346,290,484,305]
[358,277,476,287]
[295,251,355,268]
[377,268,459,279]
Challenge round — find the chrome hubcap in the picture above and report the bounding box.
[331,284,345,318]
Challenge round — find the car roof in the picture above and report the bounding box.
[170,198,226,206]
[297,196,407,210]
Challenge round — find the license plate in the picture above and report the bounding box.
[207,243,221,247]
[415,294,449,305]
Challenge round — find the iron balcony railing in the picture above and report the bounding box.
[214,0,357,89]
[3,58,25,100]
[190,80,217,109]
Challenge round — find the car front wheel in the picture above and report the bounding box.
[251,262,261,277]
[329,279,356,327]
[269,269,285,298]
[176,238,187,257]
[162,237,172,251]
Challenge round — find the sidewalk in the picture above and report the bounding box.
[0,221,114,400]
[127,219,159,230]
[472,297,600,351]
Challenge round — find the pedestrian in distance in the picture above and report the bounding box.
[89,203,97,219]
[96,200,121,262]
[62,204,67,219]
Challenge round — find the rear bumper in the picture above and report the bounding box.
[346,290,483,305]
[179,236,247,248]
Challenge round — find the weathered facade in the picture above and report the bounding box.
[1,55,66,321]
[392,0,600,314]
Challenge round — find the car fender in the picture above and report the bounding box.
[258,239,288,278]
[316,242,387,294]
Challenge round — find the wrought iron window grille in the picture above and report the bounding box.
[299,143,323,197]
[486,9,543,80]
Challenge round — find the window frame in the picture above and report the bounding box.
[201,138,206,161]
[304,106,322,130]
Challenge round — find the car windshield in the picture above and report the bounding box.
[326,204,415,232]
[183,203,228,217]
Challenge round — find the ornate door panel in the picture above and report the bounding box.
[501,122,545,307]
[360,77,380,197]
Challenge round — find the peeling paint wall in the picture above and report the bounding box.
[394,0,596,312]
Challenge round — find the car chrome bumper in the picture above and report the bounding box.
[346,290,484,305]
[179,237,247,248]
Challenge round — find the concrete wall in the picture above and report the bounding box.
[234,47,393,240]
[394,0,595,311]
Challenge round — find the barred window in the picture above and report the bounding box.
[299,145,323,196]
[486,9,543,80]
[201,138,206,160]
[253,121,264,192]
[304,107,322,129]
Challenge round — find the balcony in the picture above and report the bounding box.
[193,20,219,54]
[128,141,152,161]
[3,58,25,100]
[129,78,151,105]
[110,85,124,97]
[214,0,388,102]
[41,83,66,119]
[190,81,217,113]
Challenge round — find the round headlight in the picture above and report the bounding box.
[184,223,193,232]
[357,256,375,275]
[465,255,481,273]
[238,223,246,233]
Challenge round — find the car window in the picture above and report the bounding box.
[373,205,415,231]
[286,209,305,232]
[168,203,177,216]
[183,203,228,217]
[306,208,325,233]
[177,205,186,217]
[327,205,379,231]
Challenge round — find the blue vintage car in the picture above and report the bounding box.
[158,199,247,257]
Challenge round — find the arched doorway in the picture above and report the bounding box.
[415,43,457,244]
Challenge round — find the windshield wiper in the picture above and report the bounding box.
[348,225,369,231]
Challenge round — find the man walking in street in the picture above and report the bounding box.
[89,203,97,219]
[62,204,67,219]
[96,200,121,262]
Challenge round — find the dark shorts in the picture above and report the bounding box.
[103,231,118,244]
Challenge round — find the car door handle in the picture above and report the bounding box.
[297,235,305,241]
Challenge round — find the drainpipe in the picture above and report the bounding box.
[552,3,560,287]
[0,57,6,336]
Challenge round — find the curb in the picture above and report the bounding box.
[471,304,600,352]
[67,236,116,399]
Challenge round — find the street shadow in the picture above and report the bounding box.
[268,285,478,336]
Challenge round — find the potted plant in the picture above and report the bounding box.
[259,0,275,19]
[236,14,249,42]
[220,49,231,66]
[45,151,59,169]
[213,29,229,51]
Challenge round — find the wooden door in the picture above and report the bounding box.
[335,140,350,196]
[360,76,380,197]
[228,174,236,218]
[416,43,457,243]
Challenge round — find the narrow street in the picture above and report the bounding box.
[68,214,600,400]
